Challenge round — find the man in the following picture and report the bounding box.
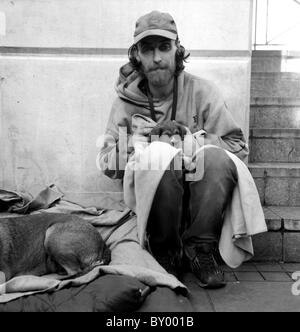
[98,11,249,289]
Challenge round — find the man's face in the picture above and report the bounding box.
[137,36,177,88]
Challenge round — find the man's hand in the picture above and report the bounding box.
[149,120,187,145]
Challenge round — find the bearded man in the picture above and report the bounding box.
[98,11,249,289]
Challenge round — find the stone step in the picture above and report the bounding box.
[249,129,300,163]
[263,206,300,232]
[250,128,300,138]
[251,51,283,73]
[251,72,300,99]
[252,206,300,263]
[251,97,300,106]
[249,163,300,206]
[250,105,300,129]
[251,50,300,73]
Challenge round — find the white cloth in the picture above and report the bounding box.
[124,136,267,268]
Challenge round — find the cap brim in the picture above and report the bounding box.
[134,29,177,44]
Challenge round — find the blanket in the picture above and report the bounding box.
[0,113,267,302]
[0,274,152,312]
[123,114,268,269]
[0,186,186,303]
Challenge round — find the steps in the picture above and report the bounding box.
[249,163,300,206]
[251,72,300,98]
[250,128,300,163]
[249,51,300,262]
[250,98,300,129]
[253,206,300,262]
[251,50,300,73]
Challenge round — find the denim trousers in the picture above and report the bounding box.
[146,147,238,260]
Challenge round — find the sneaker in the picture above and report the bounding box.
[188,243,226,289]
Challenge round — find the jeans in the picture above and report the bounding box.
[146,147,238,261]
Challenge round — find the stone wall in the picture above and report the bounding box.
[0,0,253,198]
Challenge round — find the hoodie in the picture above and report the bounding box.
[98,63,249,179]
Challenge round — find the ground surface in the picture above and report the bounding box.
[181,262,300,312]
[1,213,300,312]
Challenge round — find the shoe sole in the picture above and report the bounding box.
[196,280,227,289]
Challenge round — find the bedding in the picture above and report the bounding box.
[0,274,150,312]
[0,187,190,311]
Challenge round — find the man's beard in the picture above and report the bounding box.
[143,67,175,87]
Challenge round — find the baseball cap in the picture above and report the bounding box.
[134,11,178,44]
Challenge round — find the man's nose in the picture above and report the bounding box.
[153,49,162,63]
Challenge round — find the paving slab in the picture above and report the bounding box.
[221,265,234,272]
[136,287,194,312]
[235,272,264,282]
[280,263,300,273]
[181,273,214,312]
[232,263,257,272]
[261,272,292,282]
[254,263,285,272]
[207,282,300,312]
[224,272,238,282]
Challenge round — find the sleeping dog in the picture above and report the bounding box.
[0,213,110,284]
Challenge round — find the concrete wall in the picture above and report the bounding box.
[0,0,253,198]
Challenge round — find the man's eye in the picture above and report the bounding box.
[159,43,171,51]
[141,46,152,53]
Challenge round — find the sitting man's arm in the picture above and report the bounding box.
[199,82,249,161]
[97,99,133,179]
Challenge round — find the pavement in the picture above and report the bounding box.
[182,262,300,312]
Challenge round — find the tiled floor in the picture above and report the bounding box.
[228,262,296,282]
[182,263,300,312]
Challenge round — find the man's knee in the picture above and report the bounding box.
[204,147,238,181]
[191,147,237,183]
[204,146,232,166]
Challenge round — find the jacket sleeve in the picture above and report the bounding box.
[97,99,132,179]
[200,82,249,161]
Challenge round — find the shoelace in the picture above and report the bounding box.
[192,251,221,274]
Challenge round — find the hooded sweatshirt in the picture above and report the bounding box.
[98,63,249,179]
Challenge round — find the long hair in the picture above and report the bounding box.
[128,38,190,76]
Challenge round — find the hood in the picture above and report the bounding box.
[115,62,150,107]
[115,62,185,110]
